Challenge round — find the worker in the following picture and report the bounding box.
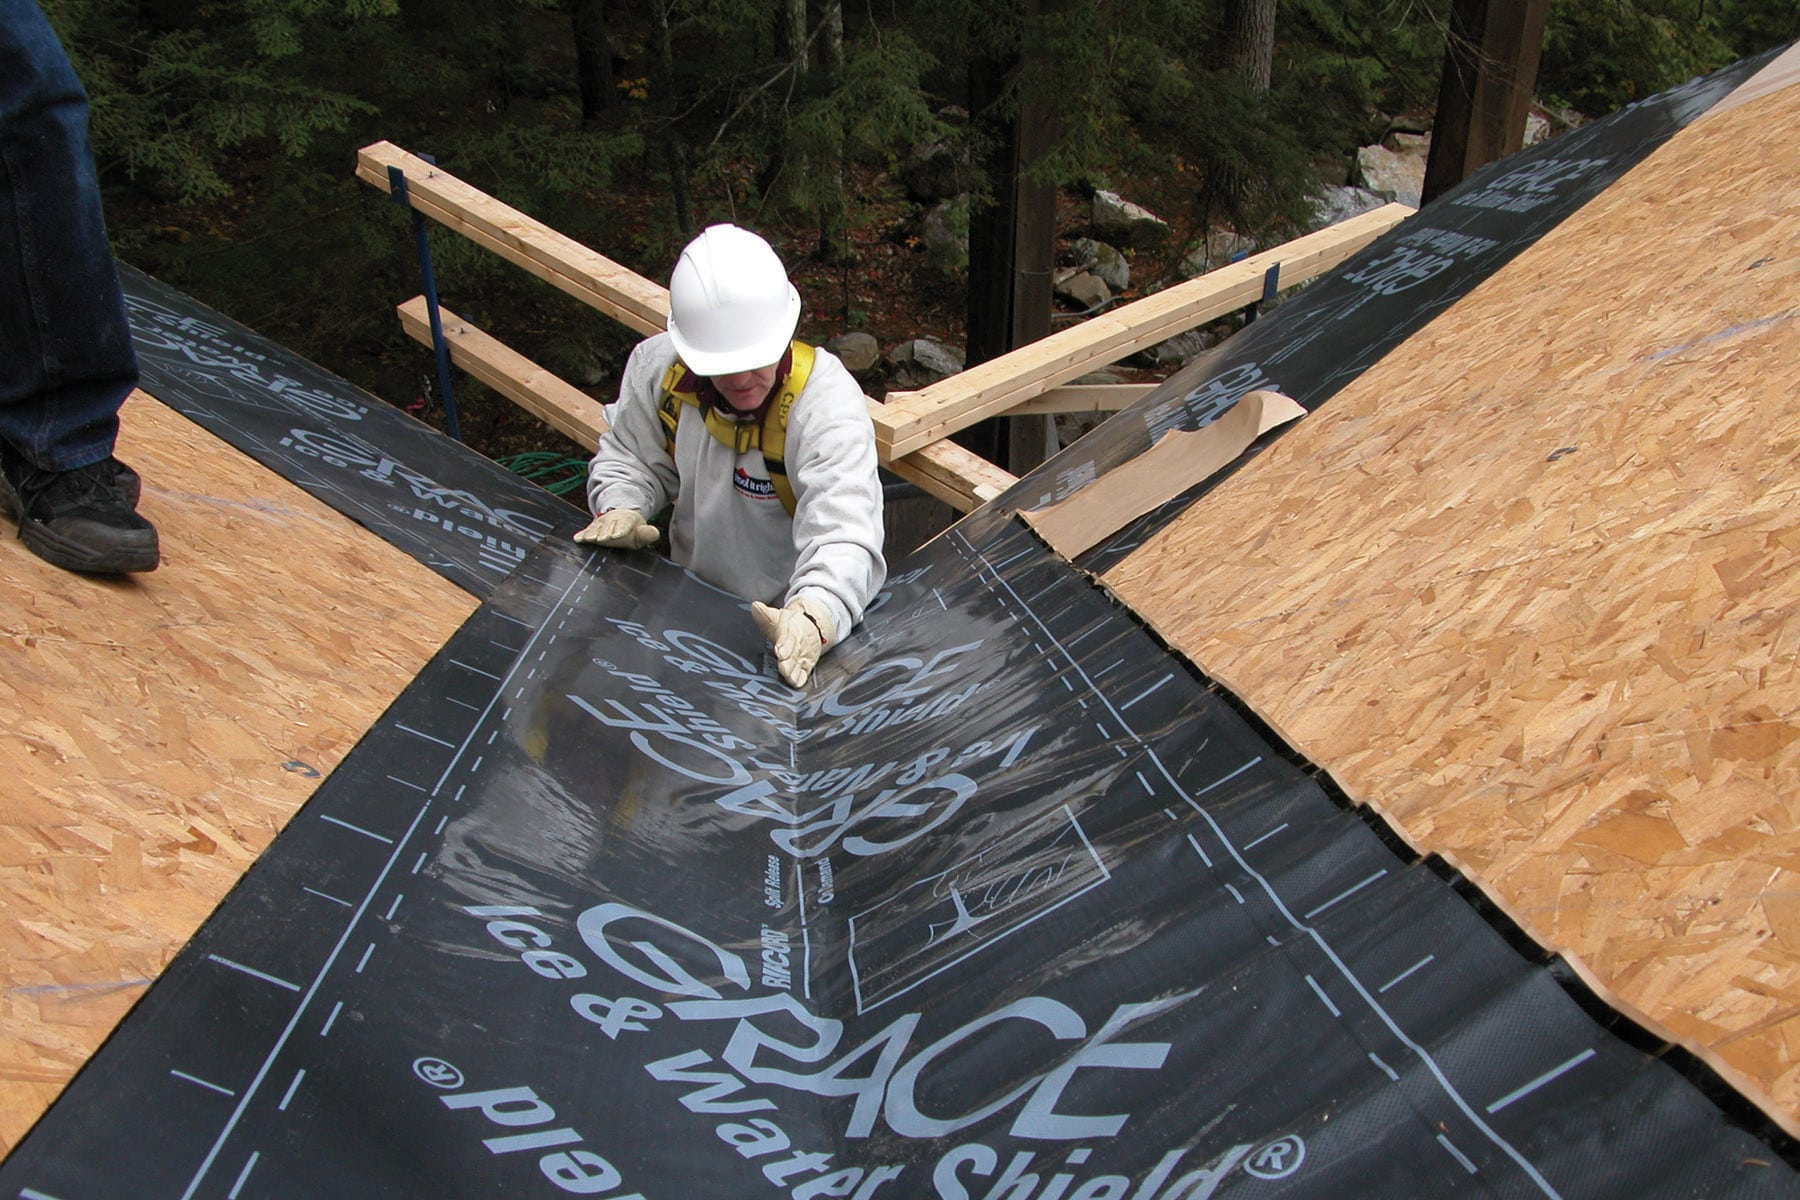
[577,223,885,688]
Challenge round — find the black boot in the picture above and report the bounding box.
[0,442,158,574]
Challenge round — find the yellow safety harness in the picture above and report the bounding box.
[656,341,815,517]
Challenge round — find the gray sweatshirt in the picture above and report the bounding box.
[586,332,887,644]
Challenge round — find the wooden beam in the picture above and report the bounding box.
[366,142,1014,512]
[1009,382,1155,415]
[397,296,609,450]
[394,296,1014,512]
[872,202,1413,460]
[357,141,668,336]
[890,438,1015,511]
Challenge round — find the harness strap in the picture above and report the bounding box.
[656,341,815,516]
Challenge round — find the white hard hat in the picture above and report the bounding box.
[666,224,802,376]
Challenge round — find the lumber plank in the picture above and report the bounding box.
[393,297,1013,512]
[872,202,1414,459]
[1099,79,1800,1136]
[889,438,1015,510]
[356,142,667,336]
[1008,382,1155,416]
[365,141,1015,511]
[397,296,609,449]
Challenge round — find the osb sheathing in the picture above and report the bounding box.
[0,393,475,1150]
[1103,72,1800,1133]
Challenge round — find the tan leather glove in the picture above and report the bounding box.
[574,508,659,549]
[750,596,835,688]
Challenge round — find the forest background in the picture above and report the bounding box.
[39,0,1800,480]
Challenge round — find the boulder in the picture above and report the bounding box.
[1091,190,1170,250]
[822,332,880,375]
[1069,237,1129,292]
[886,337,964,390]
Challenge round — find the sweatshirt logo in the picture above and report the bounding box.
[734,467,778,501]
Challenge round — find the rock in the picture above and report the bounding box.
[885,337,964,390]
[1308,185,1387,230]
[1054,270,1111,313]
[1128,327,1221,369]
[902,141,972,203]
[822,331,880,375]
[1355,142,1424,209]
[1178,230,1257,279]
[1069,237,1129,292]
[1382,129,1431,156]
[919,196,969,274]
[1091,190,1170,250]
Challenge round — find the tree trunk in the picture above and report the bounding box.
[814,0,851,264]
[652,0,692,236]
[1421,0,1550,205]
[779,0,809,75]
[1225,0,1276,95]
[964,0,1061,473]
[569,0,615,127]
[1209,0,1276,223]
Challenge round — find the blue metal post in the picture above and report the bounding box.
[387,161,462,442]
[1244,262,1282,325]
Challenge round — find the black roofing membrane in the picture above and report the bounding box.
[2,518,1794,1197]
[8,47,1798,1200]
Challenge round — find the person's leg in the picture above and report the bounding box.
[0,0,156,572]
[0,0,138,467]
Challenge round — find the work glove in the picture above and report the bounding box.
[751,595,835,688]
[574,508,659,550]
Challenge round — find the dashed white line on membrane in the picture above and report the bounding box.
[171,1070,236,1097]
[209,955,299,992]
[1486,1049,1597,1113]
[1119,673,1173,711]
[1303,869,1389,920]
[383,894,404,921]
[1380,955,1436,993]
[1305,974,1341,1017]
[355,944,376,973]
[319,814,393,844]
[1185,832,1214,867]
[1241,816,1292,850]
[320,1001,343,1037]
[278,1069,306,1111]
[1369,1053,1400,1082]
[1437,1134,1479,1174]
[227,1152,260,1200]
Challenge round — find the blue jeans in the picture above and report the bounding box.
[0,0,136,471]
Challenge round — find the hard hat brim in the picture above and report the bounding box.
[666,285,803,378]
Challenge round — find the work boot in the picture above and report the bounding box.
[0,442,159,574]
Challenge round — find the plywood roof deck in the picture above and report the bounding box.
[1101,68,1800,1132]
[0,394,475,1150]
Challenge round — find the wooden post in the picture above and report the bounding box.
[1421,0,1551,207]
[964,0,1060,474]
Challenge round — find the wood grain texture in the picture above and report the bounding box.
[1102,81,1800,1132]
[0,394,475,1150]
